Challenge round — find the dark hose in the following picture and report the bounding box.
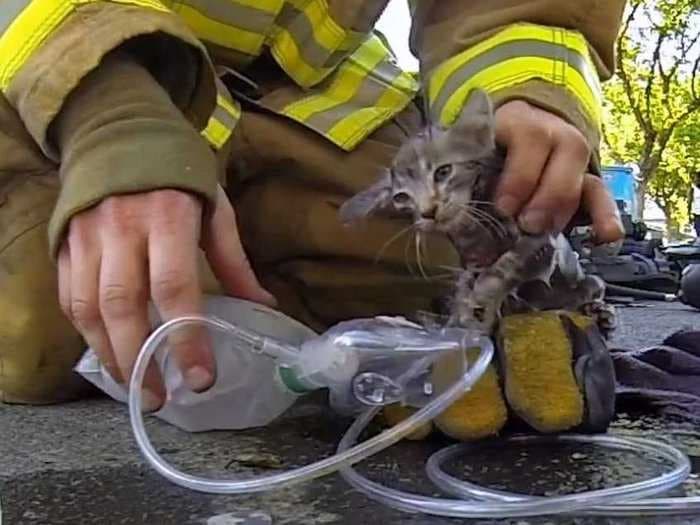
[605,283,676,302]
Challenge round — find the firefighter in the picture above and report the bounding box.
[0,1,625,438]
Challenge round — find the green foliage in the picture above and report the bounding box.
[601,0,700,234]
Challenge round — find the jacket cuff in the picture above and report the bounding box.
[427,23,603,169]
[3,2,217,161]
[47,53,219,259]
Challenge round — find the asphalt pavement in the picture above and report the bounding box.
[1,301,699,525]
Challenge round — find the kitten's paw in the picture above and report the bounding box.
[580,301,617,338]
[451,296,498,333]
[473,305,499,332]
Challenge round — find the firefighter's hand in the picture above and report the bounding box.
[57,186,276,410]
[493,100,624,243]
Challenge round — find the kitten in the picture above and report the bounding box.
[339,89,615,336]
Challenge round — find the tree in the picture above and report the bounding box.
[601,0,700,237]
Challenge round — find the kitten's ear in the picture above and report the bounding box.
[451,88,495,149]
[338,171,393,225]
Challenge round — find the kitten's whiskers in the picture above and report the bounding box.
[415,231,429,281]
[470,209,508,238]
[467,199,498,207]
[404,232,418,278]
[438,264,464,272]
[374,223,415,264]
[455,203,507,238]
[465,200,509,238]
[451,205,494,239]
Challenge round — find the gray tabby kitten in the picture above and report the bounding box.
[339,89,615,336]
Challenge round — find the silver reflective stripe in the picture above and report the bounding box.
[305,62,404,133]
[211,102,238,130]
[324,48,355,69]
[369,58,409,87]
[181,0,275,33]
[431,40,599,121]
[275,3,352,69]
[0,0,29,36]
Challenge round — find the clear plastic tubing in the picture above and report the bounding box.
[338,419,693,518]
[426,435,700,517]
[127,315,495,494]
[129,315,700,517]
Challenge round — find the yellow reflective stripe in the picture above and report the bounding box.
[174,3,266,54]
[217,93,241,121]
[174,0,285,55]
[0,0,169,90]
[281,36,388,122]
[429,24,598,102]
[228,0,282,12]
[76,0,168,9]
[269,0,365,87]
[281,35,418,150]
[178,0,279,32]
[270,31,319,86]
[284,0,354,54]
[428,23,602,129]
[0,0,70,89]
[323,71,415,148]
[0,0,36,35]
[324,58,416,146]
[202,118,230,149]
[441,57,600,127]
[202,82,241,149]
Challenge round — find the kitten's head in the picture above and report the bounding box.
[339,88,499,232]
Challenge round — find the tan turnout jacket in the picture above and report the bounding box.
[0,0,626,255]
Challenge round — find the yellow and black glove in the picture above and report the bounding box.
[381,311,616,441]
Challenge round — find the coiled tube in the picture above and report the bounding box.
[128,311,700,518]
[425,435,698,517]
[337,424,693,518]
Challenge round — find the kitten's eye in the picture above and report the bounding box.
[434,164,453,183]
[392,192,411,205]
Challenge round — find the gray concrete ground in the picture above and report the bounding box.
[1,301,699,525]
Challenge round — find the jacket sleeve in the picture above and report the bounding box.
[47,51,219,259]
[0,1,220,256]
[0,2,218,157]
[408,0,627,172]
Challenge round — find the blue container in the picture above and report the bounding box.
[601,165,637,216]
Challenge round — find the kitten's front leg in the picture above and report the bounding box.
[453,235,553,331]
[448,269,478,327]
